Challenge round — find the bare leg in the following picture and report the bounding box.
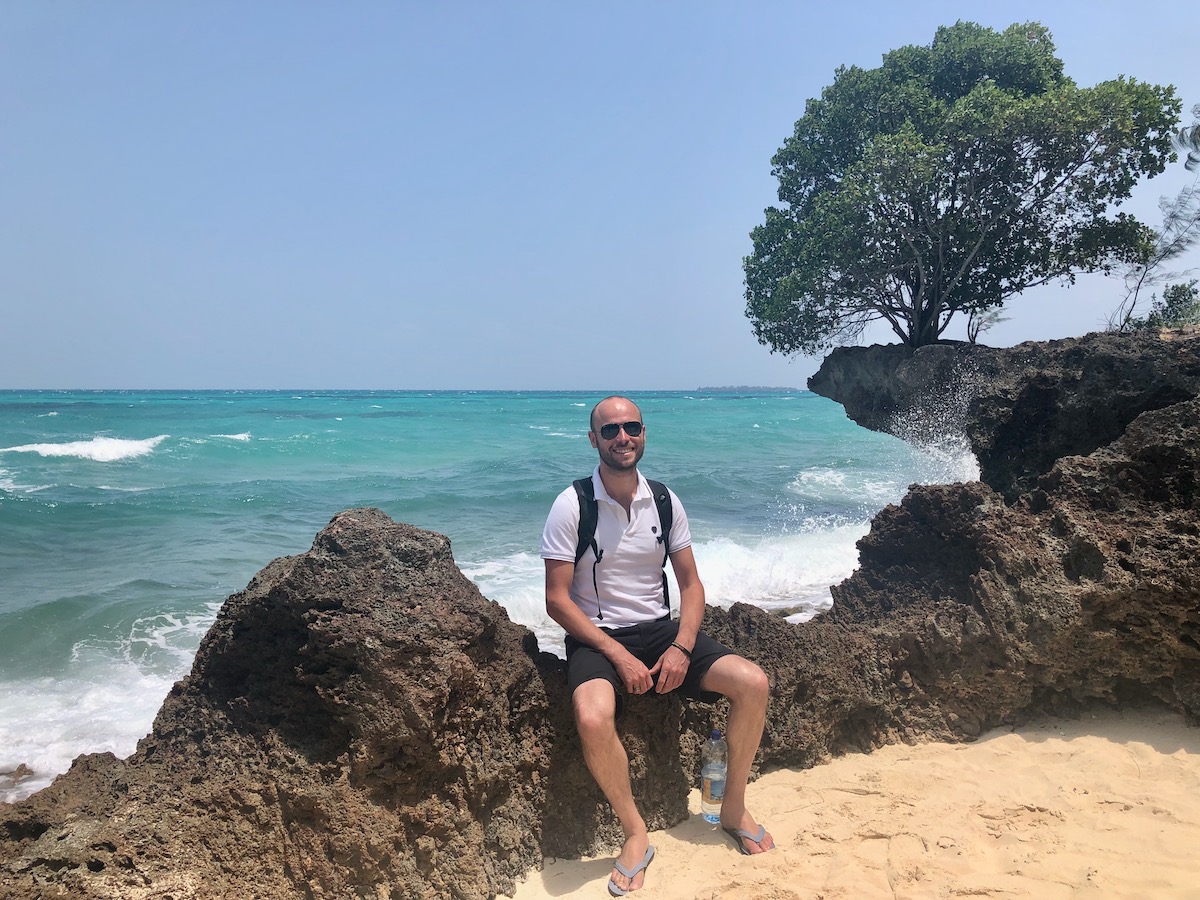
[699,655,775,853]
[573,679,652,891]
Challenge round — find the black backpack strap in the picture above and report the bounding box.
[572,477,599,565]
[646,479,673,608]
[573,476,605,620]
[645,479,672,562]
[573,476,674,612]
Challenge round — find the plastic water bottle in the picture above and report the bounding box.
[700,729,727,823]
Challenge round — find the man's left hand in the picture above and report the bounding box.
[649,644,691,694]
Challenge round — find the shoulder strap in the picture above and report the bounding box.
[572,477,599,565]
[645,479,672,563]
[646,479,673,609]
[572,476,675,611]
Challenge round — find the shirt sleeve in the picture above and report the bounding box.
[540,486,580,561]
[667,488,693,552]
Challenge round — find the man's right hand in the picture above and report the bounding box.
[608,644,653,695]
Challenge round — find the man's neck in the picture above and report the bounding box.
[598,464,639,513]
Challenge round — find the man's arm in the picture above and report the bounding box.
[669,544,706,647]
[545,558,654,694]
[648,545,705,693]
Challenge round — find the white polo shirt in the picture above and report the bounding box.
[541,466,693,628]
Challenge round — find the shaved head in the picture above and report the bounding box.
[590,395,641,432]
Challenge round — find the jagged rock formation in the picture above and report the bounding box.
[689,395,1200,760]
[0,512,691,900]
[807,330,1200,499]
[3,331,1199,899]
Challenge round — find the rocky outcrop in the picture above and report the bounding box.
[807,330,1200,499]
[688,395,1200,759]
[0,512,692,900]
[4,332,1199,899]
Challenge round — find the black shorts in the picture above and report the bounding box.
[565,615,733,706]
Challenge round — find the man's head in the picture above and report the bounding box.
[589,395,645,472]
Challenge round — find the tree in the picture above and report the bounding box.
[1122,280,1200,330]
[1107,182,1200,331]
[744,21,1181,355]
[1179,103,1200,171]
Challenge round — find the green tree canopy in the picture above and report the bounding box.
[744,21,1181,354]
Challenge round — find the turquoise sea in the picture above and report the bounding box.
[0,389,977,802]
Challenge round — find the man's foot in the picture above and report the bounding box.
[607,836,654,895]
[720,812,775,855]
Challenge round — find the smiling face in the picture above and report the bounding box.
[589,396,646,473]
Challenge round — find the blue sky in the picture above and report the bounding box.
[3,1,1199,390]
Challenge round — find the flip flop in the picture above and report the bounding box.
[607,844,655,897]
[722,824,770,855]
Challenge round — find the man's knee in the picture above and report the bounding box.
[741,661,770,705]
[573,678,618,738]
[705,655,769,705]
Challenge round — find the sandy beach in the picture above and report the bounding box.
[502,707,1200,899]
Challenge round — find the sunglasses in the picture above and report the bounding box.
[598,421,644,440]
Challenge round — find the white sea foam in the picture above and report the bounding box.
[697,528,863,618]
[466,525,861,658]
[0,666,176,803]
[463,551,557,648]
[214,433,251,441]
[0,435,169,462]
[788,441,980,513]
[906,435,981,483]
[795,468,848,491]
[0,467,53,494]
[0,602,220,804]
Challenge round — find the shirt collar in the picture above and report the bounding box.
[591,464,650,505]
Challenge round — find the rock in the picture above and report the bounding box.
[0,766,34,793]
[0,510,684,899]
[690,395,1200,766]
[807,330,1200,499]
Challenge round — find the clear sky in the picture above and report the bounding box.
[3,1,1199,390]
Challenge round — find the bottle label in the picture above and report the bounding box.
[702,771,726,805]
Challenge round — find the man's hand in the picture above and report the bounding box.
[649,644,691,694]
[609,645,654,695]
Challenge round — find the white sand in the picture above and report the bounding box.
[503,707,1200,899]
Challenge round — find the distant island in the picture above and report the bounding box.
[695,385,802,392]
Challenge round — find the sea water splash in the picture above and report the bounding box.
[884,355,985,485]
[0,602,221,802]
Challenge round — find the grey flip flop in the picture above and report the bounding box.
[722,824,768,855]
[607,845,655,896]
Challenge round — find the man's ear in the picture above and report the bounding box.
[588,431,599,449]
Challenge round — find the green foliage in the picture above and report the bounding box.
[745,21,1181,354]
[1127,280,1200,330]
[1108,181,1200,331]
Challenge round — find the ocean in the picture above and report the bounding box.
[0,389,977,802]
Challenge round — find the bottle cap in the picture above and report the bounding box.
[710,729,721,740]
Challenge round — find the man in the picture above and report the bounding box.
[541,395,774,896]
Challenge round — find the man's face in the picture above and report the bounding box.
[589,399,645,472]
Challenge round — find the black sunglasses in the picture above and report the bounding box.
[598,421,643,440]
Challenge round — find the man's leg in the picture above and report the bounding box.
[573,678,652,891]
[699,655,775,854]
